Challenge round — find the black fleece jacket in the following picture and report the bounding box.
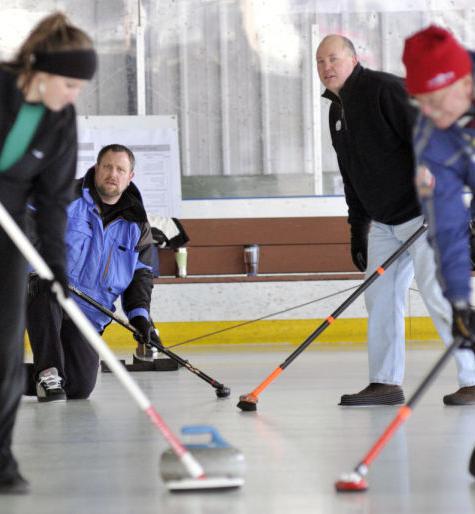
[0,66,77,275]
[322,63,420,228]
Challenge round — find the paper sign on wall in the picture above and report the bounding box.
[77,115,181,217]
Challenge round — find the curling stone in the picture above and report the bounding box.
[160,425,245,490]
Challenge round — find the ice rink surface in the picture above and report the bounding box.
[4,344,475,514]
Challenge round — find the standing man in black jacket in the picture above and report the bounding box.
[316,34,475,406]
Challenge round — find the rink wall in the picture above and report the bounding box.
[102,277,442,351]
[102,213,449,351]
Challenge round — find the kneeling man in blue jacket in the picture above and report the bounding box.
[26,143,158,402]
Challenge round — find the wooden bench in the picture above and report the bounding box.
[154,216,361,283]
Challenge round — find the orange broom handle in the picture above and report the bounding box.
[362,406,412,467]
[252,367,284,396]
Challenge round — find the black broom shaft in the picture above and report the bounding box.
[406,337,460,408]
[68,284,226,390]
[68,285,141,335]
[153,347,226,390]
[279,224,427,370]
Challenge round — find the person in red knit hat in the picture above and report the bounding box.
[403,25,472,129]
[403,25,475,477]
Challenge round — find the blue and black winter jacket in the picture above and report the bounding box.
[413,52,475,302]
[65,167,153,331]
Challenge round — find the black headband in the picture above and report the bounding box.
[32,49,97,80]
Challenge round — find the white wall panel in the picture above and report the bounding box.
[1,0,474,205]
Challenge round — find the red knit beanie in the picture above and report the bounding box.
[402,25,472,95]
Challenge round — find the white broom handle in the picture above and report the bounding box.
[0,201,205,479]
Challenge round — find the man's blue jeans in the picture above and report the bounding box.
[365,215,475,387]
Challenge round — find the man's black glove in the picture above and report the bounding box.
[130,316,163,348]
[350,223,370,272]
[451,301,475,351]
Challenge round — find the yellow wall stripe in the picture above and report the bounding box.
[24,317,441,352]
[156,317,441,346]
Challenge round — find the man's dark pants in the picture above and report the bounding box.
[25,281,99,399]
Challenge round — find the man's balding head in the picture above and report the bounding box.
[316,35,358,94]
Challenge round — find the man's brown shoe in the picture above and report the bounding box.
[443,386,475,405]
[339,383,405,406]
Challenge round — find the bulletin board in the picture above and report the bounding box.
[77,115,182,216]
